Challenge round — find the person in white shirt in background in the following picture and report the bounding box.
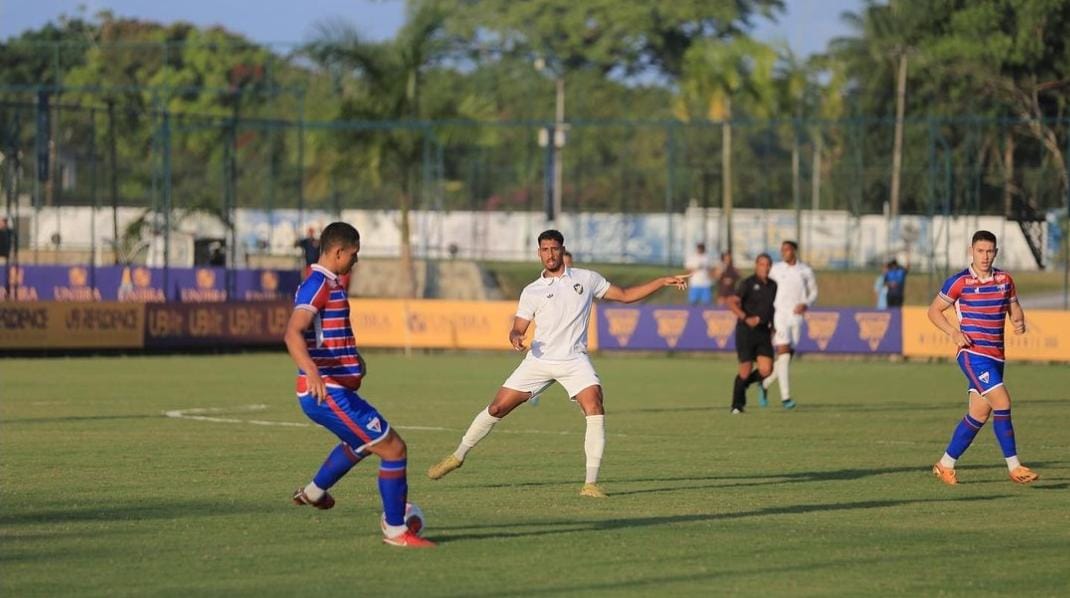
[684,242,714,305]
[759,240,818,410]
[427,229,689,498]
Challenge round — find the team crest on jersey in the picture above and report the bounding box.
[979,371,990,384]
[367,417,382,433]
[546,293,554,299]
[573,283,584,295]
[753,283,760,291]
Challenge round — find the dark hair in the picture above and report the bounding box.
[782,240,799,250]
[696,242,706,252]
[563,250,573,257]
[756,253,772,264]
[319,222,360,252]
[537,229,565,245]
[971,230,997,245]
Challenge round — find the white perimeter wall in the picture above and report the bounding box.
[12,204,1051,271]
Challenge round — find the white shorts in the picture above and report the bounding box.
[773,312,803,348]
[502,354,601,399]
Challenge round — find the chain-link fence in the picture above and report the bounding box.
[2,86,1068,282]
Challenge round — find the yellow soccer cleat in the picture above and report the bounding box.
[427,455,463,480]
[932,463,958,485]
[1008,466,1038,485]
[579,483,608,498]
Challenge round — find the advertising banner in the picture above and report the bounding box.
[0,265,299,302]
[596,306,902,354]
[349,299,540,350]
[0,302,145,349]
[902,306,1070,362]
[143,301,291,348]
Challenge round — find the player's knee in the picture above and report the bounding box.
[378,433,407,460]
[758,365,773,378]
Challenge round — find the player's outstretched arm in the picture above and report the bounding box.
[1008,300,1026,335]
[601,274,690,304]
[284,309,328,403]
[927,295,971,348]
[508,317,532,351]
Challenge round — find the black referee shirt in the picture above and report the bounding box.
[735,274,777,327]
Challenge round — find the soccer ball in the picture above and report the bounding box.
[404,502,425,535]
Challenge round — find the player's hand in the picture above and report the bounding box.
[794,304,807,315]
[664,273,691,290]
[509,330,526,351]
[1012,321,1026,335]
[950,330,972,348]
[307,373,328,405]
[745,315,760,328]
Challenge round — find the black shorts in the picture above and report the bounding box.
[735,324,774,363]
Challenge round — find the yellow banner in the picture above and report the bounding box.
[0,302,145,349]
[902,306,1070,362]
[349,299,599,351]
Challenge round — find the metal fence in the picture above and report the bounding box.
[2,87,1068,273]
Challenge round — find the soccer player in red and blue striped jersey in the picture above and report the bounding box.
[284,222,434,548]
[927,230,1038,486]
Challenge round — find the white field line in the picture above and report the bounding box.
[162,404,601,436]
[162,406,1068,450]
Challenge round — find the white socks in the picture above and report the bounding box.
[303,482,326,501]
[1006,455,1021,471]
[454,408,501,461]
[766,353,791,399]
[584,415,606,484]
[939,453,956,469]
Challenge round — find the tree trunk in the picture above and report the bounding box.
[398,178,417,299]
[890,52,908,220]
[1002,131,1015,217]
[721,97,733,252]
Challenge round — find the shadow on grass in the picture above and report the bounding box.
[431,494,1009,545]
[461,461,1064,493]
[0,499,263,526]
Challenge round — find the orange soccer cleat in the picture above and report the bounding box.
[1008,466,1039,485]
[931,463,958,485]
[383,530,436,548]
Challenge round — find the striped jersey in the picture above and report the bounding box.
[938,267,1018,361]
[293,264,363,392]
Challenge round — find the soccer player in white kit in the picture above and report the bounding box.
[427,229,689,498]
[759,240,817,409]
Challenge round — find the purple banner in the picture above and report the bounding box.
[144,301,292,348]
[596,306,902,354]
[0,265,300,302]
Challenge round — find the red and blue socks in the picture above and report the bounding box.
[378,458,408,528]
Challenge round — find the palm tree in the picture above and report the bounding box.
[834,0,921,221]
[677,36,777,251]
[304,4,450,298]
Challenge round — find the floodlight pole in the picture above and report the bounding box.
[552,76,564,222]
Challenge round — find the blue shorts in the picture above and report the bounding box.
[688,286,712,305]
[957,352,1005,396]
[299,387,391,452]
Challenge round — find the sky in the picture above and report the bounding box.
[1,0,865,56]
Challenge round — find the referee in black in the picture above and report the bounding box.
[728,253,777,413]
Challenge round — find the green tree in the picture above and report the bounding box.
[424,0,782,78]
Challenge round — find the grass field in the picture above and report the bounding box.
[2,352,1069,596]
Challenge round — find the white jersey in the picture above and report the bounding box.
[768,260,818,312]
[684,252,713,288]
[516,267,611,361]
